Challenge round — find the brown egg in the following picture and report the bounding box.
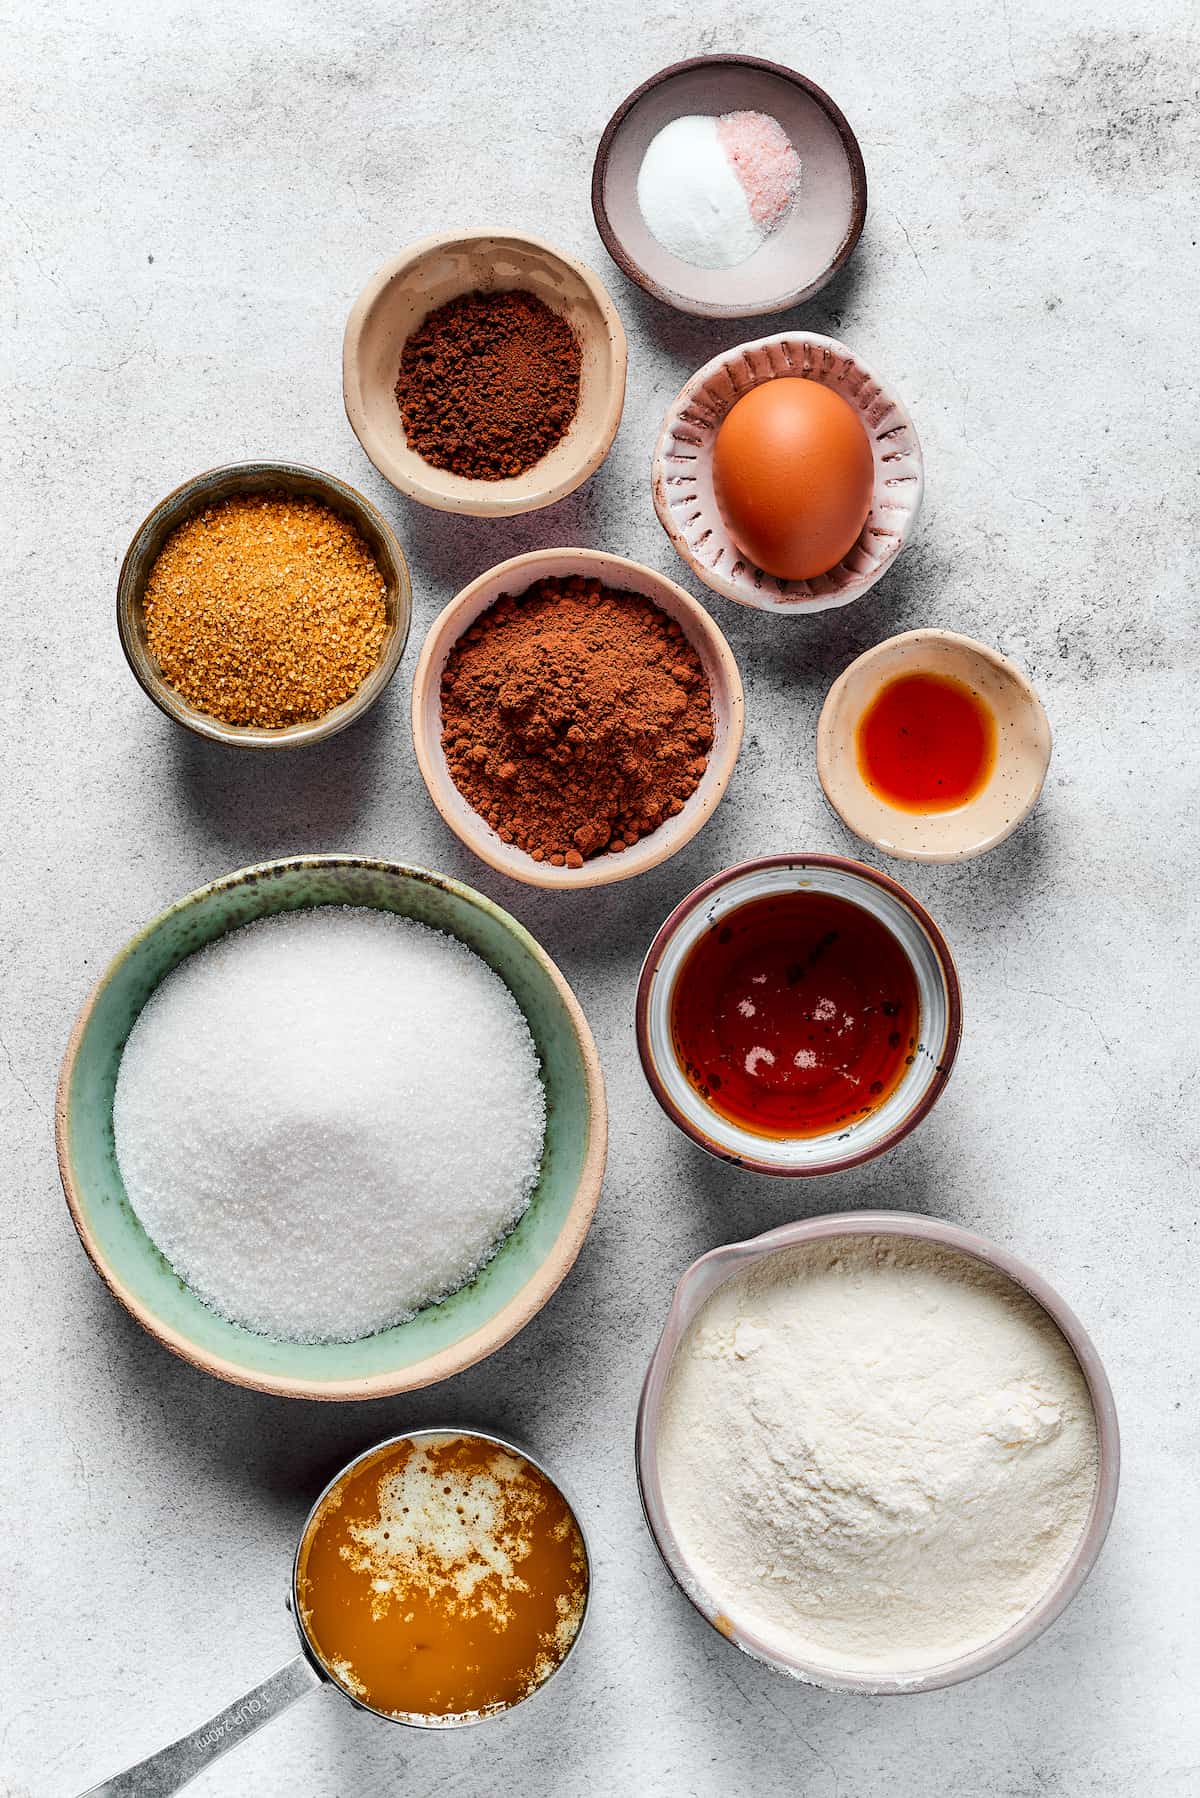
[712,379,875,581]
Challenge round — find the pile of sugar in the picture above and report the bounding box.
[636,111,801,270]
[112,908,546,1343]
[656,1235,1099,1678]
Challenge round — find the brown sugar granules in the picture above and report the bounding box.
[395,289,581,480]
[440,576,715,867]
[142,494,388,728]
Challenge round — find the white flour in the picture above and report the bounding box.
[656,1235,1099,1677]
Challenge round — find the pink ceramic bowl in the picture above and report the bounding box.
[637,1211,1120,1695]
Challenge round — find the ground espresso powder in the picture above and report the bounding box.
[441,576,715,867]
[395,290,581,479]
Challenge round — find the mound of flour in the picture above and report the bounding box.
[656,1235,1099,1677]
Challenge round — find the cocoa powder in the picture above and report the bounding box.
[395,289,581,480]
[440,576,715,868]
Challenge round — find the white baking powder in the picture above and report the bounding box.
[112,908,545,1343]
[656,1235,1099,1678]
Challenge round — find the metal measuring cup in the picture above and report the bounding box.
[76,1428,592,1796]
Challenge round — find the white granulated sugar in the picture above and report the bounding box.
[656,1235,1099,1678]
[112,908,546,1343]
[636,115,761,269]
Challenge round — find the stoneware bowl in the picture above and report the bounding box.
[55,857,607,1399]
[117,461,413,750]
[636,1211,1120,1694]
[652,332,923,613]
[411,548,745,891]
[591,56,866,318]
[817,629,1054,861]
[343,232,627,517]
[635,854,960,1175]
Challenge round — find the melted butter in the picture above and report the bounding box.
[296,1434,588,1720]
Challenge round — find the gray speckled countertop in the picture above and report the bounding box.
[3,3,1197,1794]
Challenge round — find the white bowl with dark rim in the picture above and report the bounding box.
[591,56,867,319]
[635,855,960,1176]
[636,1211,1120,1694]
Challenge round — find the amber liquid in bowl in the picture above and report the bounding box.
[296,1433,588,1721]
[856,670,996,812]
[669,890,919,1140]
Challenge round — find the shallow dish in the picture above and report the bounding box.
[635,854,959,1175]
[817,628,1054,861]
[592,56,866,319]
[117,461,412,750]
[636,1211,1120,1694]
[652,332,923,613]
[411,549,745,891]
[343,232,627,517]
[56,857,607,1399]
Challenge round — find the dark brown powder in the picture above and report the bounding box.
[395,289,581,480]
[440,576,715,867]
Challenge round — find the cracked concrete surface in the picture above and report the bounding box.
[2,2,1198,1794]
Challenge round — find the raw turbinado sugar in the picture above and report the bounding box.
[112,908,546,1343]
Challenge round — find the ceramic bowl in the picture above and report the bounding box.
[411,549,745,891]
[636,1211,1120,1694]
[817,629,1054,862]
[591,56,866,318]
[56,857,607,1399]
[117,462,412,750]
[652,332,923,613]
[635,855,960,1175]
[343,232,627,518]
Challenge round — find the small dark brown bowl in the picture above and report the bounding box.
[117,461,413,749]
[635,854,961,1176]
[591,56,867,319]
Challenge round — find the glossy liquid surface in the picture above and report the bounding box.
[856,670,996,812]
[296,1434,588,1721]
[670,891,919,1139]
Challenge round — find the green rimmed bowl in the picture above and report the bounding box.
[55,857,607,1399]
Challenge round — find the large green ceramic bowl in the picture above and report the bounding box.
[56,858,607,1399]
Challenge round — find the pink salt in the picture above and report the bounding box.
[717,110,801,230]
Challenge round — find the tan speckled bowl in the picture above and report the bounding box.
[343,232,627,518]
[117,462,412,750]
[652,333,923,613]
[637,1212,1120,1695]
[817,630,1053,862]
[411,549,745,891]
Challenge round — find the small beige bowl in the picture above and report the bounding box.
[343,232,628,518]
[652,332,923,613]
[117,461,412,750]
[411,549,745,890]
[817,629,1053,862]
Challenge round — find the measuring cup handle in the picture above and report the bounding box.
[74,1652,325,1797]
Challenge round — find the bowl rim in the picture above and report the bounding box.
[635,1209,1121,1695]
[55,854,608,1400]
[291,1425,594,1727]
[342,230,628,518]
[634,853,961,1175]
[816,627,1054,862]
[116,460,413,750]
[590,54,868,319]
[410,547,746,890]
[651,330,924,613]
